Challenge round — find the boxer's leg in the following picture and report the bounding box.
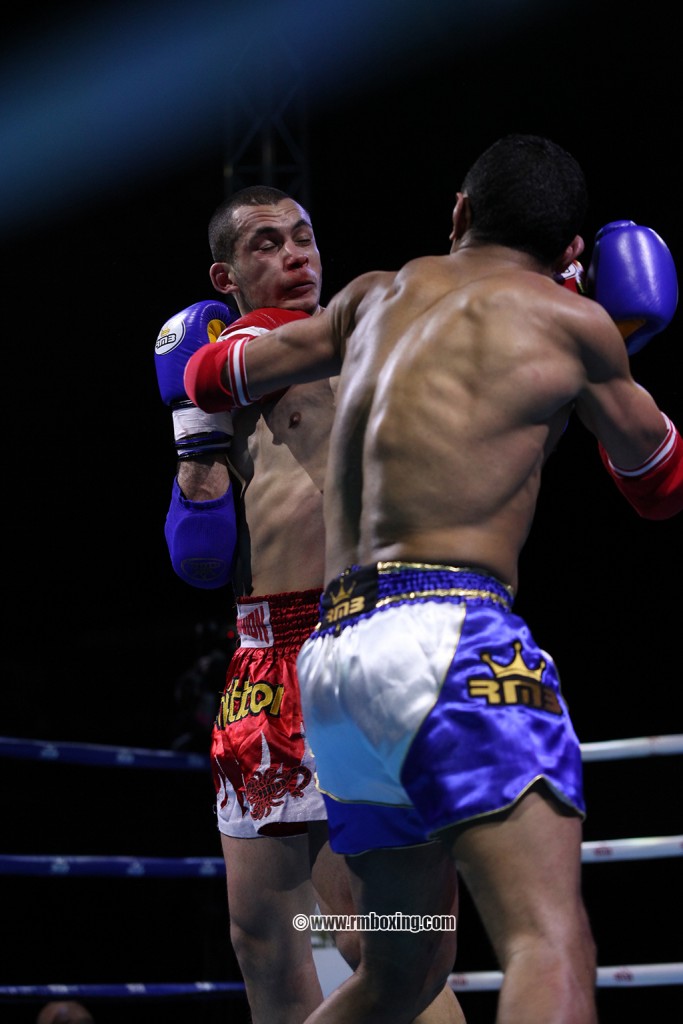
[450,784,597,1024]
[305,841,458,1023]
[223,832,323,1024]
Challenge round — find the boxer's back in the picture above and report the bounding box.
[325,249,592,590]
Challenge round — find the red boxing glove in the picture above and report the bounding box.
[598,415,683,519]
[184,308,309,413]
[554,259,586,294]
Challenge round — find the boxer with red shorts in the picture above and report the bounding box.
[154,190,358,1024]
[156,188,464,1024]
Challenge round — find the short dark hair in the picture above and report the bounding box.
[208,185,294,263]
[461,134,588,264]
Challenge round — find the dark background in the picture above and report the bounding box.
[1,0,681,1020]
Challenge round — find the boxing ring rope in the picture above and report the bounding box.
[0,982,246,1002]
[579,733,683,761]
[0,831,681,878]
[448,963,683,992]
[2,963,681,1002]
[0,735,209,771]
[1,732,682,1003]
[1,731,682,770]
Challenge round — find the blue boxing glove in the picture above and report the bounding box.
[164,477,236,589]
[586,220,679,354]
[155,300,240,458]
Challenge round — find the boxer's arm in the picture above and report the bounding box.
[242,268,409,400]
[155,301,240,584]
[572,221,682,517]
[176,453,232,502]
[597,413,683,520]
[184,278,370,414]
[242,308,343,397]
[575,310,682,519]
[184,306,340,412]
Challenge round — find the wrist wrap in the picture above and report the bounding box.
[171,405,233,459]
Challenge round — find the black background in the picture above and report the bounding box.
[1,1,681,1020]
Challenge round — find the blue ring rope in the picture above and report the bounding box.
[0,854,224,877]
[0,981,245,1000]
[0,736,209,771]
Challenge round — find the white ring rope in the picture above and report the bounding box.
[448,963,683,991]
[580,734,683,761]
[580,835,683,862]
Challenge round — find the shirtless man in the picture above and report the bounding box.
[155,187,463,1024]
[184,135,682,1023]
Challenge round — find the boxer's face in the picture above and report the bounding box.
[226,200,322,316]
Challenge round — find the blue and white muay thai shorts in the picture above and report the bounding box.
[296,562,585,855]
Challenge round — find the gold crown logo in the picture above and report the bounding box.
[481,641,545,683]
[329,578,356,606]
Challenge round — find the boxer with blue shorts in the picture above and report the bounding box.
[297,562,584,855]
[186,138,683,1024]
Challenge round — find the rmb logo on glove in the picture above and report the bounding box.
[155,313,188,356]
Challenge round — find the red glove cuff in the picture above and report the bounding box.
[598,415,683,519]
[184,337,247,413]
